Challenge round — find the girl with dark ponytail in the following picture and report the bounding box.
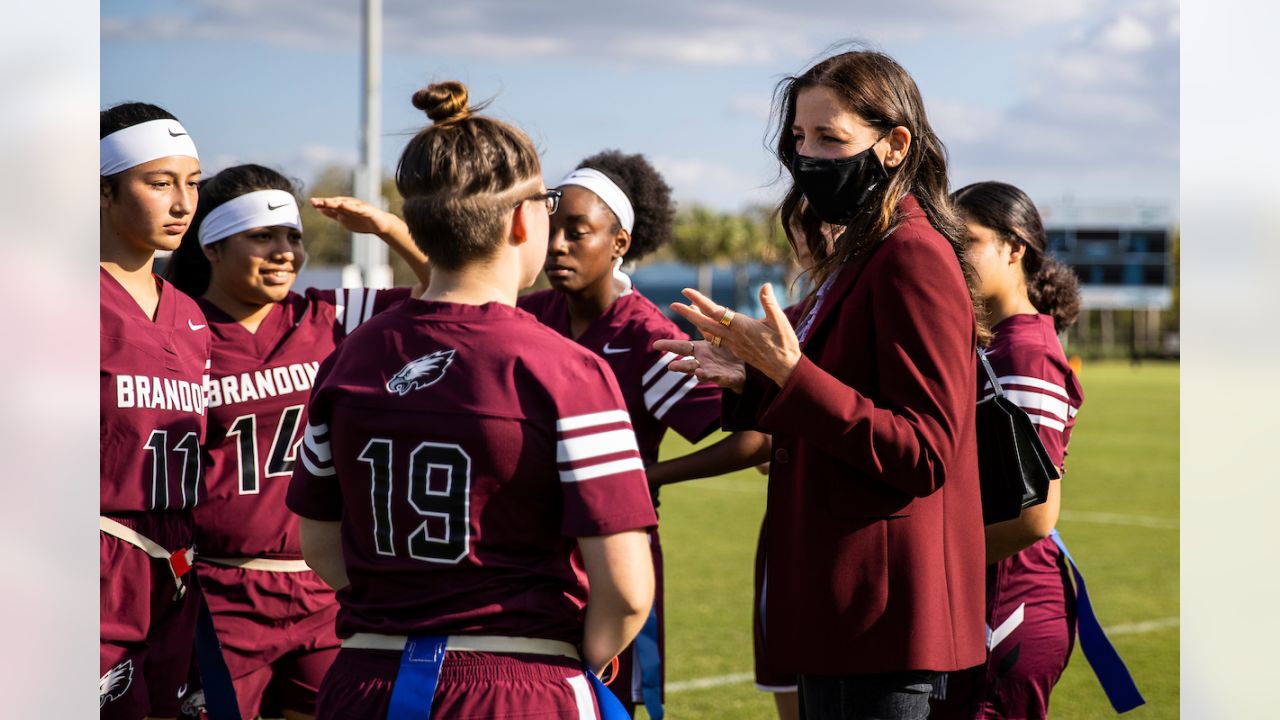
[931,181,1086,720]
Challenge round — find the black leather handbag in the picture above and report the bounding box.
[975,349,1059,525]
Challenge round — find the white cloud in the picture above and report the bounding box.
[941,0,1178,211]
[1100,14,1155,52]
[103,0,1106,68]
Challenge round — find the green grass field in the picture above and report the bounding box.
[649,360,1179,719]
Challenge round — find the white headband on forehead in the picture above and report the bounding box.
[558,168,635,234]
[100,119,199,176]
[198,190,301,246]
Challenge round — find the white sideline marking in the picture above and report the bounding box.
[1106,616,1179,635]
[666,617,1178,695]
[1058,510,1179,529]
[667,672,755,693]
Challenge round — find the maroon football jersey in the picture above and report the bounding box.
[286,299,658,641]
[980,313,1084,642]
[518,287,721,466]
[196,287,409,558]
[101,268,211,513]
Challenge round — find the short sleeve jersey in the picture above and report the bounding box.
[196,287,409,558]
[286,299,657,641]
[518,288,721,466]
[980,313,1085,597]
[101,268,211,513]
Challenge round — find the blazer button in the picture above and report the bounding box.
[775,448,790,464]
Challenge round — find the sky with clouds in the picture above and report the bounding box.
[101,0,1177,217]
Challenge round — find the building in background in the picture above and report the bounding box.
[1041,200,1178,359]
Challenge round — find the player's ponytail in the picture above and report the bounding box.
[163,164,300,297]
[953,181,1081,333]
[396,80,541,270]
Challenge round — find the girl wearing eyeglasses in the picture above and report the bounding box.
[518,150,767,718]
[287,81,656,719]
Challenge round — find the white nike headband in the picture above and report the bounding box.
[99,119,200,176]
[198,190,302,246]
[558,168,634,234]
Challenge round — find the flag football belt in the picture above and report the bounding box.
[200,556,312,572]
[342,633,580,659]
[99,516,194,601]
[344,634,630,720]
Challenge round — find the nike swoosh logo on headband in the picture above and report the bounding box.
[267,202,288,210]
[168,129,188,137]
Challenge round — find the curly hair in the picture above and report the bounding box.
[576,150,675,262]
[953,181,1081,333]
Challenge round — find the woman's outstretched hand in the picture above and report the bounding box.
[651,337,747,394]
[310,196,407,239]
[667,283,802,387]
[310,196,431,293]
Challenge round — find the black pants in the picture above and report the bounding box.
[798,670,939,720]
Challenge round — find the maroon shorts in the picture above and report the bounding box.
[752,517,797,693]
[198,561,341,718]
[101,511,199,719]
[609,529,664,710]
[317,648,604,719]
[930,557,1076,719]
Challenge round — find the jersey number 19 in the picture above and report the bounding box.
[359,439,472,564]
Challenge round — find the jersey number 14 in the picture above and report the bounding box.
[226,405,305,495]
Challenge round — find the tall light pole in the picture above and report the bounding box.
[343,0,392,288]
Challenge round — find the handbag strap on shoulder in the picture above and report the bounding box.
[978,347,1003,398]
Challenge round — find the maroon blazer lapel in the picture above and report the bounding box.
[798,193,927,354]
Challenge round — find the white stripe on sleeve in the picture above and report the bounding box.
[334,289,347,326]
[557,429,641,464]
[653,374,699,421]
[565,674,599,720]
[643,369,685,411]
[642,352,678,385]
[556,410,631,433]
[1003,389,1070,423]
[300,450,336,477]
[361,289,378,324]
[986,374,1068,398]
[344,288,366,336]
[1027,414,1066,432]
[304,423,332,463]
[559,457,646,483]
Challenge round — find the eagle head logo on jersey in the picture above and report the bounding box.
[387,349,456,395]
[100,659,134,708]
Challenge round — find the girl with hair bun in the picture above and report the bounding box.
[519,150,768,718]
[930,181,1085,720]
[99,100,210,719]
[286,81,656,720]
[162,162,429,720]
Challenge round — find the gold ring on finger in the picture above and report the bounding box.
[719,308,736,328]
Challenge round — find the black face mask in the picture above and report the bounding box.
[789,143,890,225]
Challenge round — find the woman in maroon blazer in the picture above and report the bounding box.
[656,49,987,719]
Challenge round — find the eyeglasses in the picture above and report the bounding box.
[514,189,562,215]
